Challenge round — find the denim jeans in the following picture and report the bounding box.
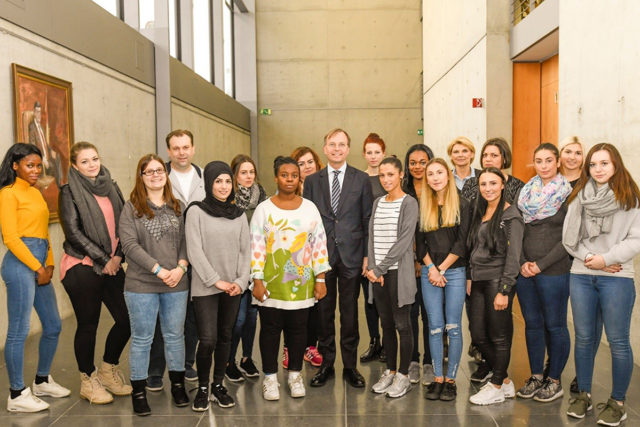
[516,273,570,380]
[570,273,635,401]
[124,290,188,381]
[229,289,258,362]
[421,266,466,379]
[1,238,62,390]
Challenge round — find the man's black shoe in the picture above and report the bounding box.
[360,337,382,363]
[343,368,365,388]
[310,365,335,387]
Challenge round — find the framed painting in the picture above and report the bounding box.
[12,64,74,223]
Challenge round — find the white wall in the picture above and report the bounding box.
[559,0,640,363]
[422,0,512,164]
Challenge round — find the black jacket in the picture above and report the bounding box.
[58,184,125,268]
[303,165,373,270]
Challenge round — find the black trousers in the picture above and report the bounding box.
[411,276,430,364]
[259,306,309,374]
[62,265,130,375]
[192,292,241,385]
[306,304,320,348]
[360,275,380,339]
[372,270,413,375]
[469,279,515,386]
[317,255,360,369]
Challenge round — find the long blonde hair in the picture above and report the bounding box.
[419,158,460,231]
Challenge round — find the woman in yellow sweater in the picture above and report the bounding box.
[0,143,70,413]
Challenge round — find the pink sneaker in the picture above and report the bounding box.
[283,347,289,369]
[304,346,323,367]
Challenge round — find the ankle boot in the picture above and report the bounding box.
[131,380,151,416]
[360,337,382,362]
[168,371,189,407]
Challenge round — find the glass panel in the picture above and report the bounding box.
[139,0,155,30]
[223,0,234,97]
[92,0,118,17]
[169,0,178,58]
[193,0,212,81]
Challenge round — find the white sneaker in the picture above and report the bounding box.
[502,380,515,398]
[32,376,71,398]
[262,375,280,401]
[385,373,411,398]
[469,382,505,405]
[372,369,395,394]
[421,364,435,386]
[408,361,421,384]
[288,373,306,398]
[7,387,50,412]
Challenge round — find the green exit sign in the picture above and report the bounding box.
[260,108,272,115]
[417,129,423,135]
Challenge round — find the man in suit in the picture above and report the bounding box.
[147,129,205,390]
[303,128,373,388]
[28,101,62,187]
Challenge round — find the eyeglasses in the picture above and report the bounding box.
[141,168,166,177]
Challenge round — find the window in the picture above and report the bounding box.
[92,0,119,18]
[193,0,212,82]
[139,0,155,30]
[169,0,180,59]
[223,0,235,97]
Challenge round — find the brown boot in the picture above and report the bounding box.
[80,372,114,404]
[97,362,133,396]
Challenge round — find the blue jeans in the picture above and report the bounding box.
[1,238,61,390]
[516,273,570,380]
[124,290,188,381]
[570,274,635,401]
[229,289,258,362]
[421,266,466,379]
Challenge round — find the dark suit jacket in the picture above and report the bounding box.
[303,165,373,270]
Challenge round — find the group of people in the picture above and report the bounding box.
[1,128,638,427]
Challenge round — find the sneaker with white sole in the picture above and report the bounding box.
[385,373,411,398]
[288,373,306,398]
[596,398,627,426]
[32,376,71,398]
[262,375,280,401]
[421,364,435,386]
[372,369,395,394]
[7,387,49,413]
[516,376,544,399]
[469,382,505,405]
[408,361,420,384]
[533,379,564,402]
[567,391,592,419]
[502,380,515,398]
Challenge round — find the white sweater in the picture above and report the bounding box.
[562,203,640,278]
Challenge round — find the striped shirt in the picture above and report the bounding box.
[373,195,406,269]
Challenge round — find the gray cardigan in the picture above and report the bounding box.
[119,200,188,293]
[367,195,419,308]
[185,206,251,297]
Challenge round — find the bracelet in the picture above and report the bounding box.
[177,264,188,274]
[315,278,325,283]
[426,263,435,271]
[439,269,446,276]
[153,265,162,275]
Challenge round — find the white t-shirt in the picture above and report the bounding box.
[172,167,196,199]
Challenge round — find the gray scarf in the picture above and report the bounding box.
[564,179,619,251]
[67,166,124,274]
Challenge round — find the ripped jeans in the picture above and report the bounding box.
[421,266,466,379]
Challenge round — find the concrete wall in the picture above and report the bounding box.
[256,0,423,193]
[422,0,512,166]
[0,17,250,346]
[558,0,640,363]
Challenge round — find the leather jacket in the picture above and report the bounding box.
[58,184,125,268]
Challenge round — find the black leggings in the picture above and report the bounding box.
[259,306,309,374]
[372,270,413,375]
[193,293,241,386]
[62,264,130,375]
[469,279,515,385]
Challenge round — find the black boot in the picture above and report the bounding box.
[360,337,381,363]
[131,379,151,416]
[169,371,190,407]
[378,345,387,363]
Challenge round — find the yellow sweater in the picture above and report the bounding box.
[0,177,53,271]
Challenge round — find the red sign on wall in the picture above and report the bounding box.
[472,98,483,108]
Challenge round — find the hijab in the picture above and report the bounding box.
[185,161,244,220]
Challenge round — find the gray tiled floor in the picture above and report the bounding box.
[1,297,638,426]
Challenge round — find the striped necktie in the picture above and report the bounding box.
[331,170,341,215]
